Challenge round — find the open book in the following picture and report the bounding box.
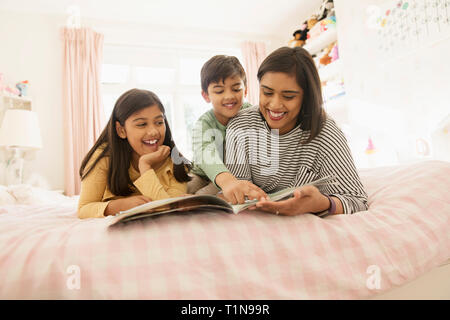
[108,175,337,226]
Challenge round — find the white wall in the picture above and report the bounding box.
[334,0,450,167]
[0,11,65,190]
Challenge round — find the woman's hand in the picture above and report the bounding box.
[138,145,171,174]
[215,172,267,204]
[255,185,330,216]
[105,195,152,216]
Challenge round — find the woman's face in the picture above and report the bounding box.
[116,104,166,159]
[259,72,304,135]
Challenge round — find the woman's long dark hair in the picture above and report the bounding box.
[80,89,191,196]
[257,46,327,143]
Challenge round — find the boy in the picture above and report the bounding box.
[188,55,265,204]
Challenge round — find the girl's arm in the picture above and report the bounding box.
[77,156,112,219]
[133,164,187,200]
[78,151,155,218]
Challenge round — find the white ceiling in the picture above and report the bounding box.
[0,0,322,37]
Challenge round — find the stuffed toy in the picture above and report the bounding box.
[288,22,308,47]
[319,15,336,32]
[330,43,339,62]
[5,86,20,96]
[316,0,335,21]
[298,20,309,41]
[288,30,304,47]
[319,42,335,66]
[306,15,320,40]
[16,80,29,97]
[307,15,319,31]
[319,52,332,66]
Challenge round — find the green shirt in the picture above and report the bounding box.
[191,102,252,187]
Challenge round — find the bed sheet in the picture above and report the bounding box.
[0,160,449,299]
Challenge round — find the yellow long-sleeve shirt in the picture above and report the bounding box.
[77,148,187,219]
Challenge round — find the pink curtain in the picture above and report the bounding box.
[240,41,267,106]
[61,27,105,196]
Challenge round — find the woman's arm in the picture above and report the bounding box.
[224,120,252,182]
[317,122,368,215]
[254,185,343,215]
[255,120,367,216]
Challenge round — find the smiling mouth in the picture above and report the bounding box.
[143,139,159,146]
[267,110,287,121]
[223,102,237,110]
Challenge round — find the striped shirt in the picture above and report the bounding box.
[225,106,368,215]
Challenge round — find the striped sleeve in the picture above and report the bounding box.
[224,118,252,181]
[317,120,369,214]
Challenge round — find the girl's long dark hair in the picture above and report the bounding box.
[257,46,326,143]
[79,89,191,196]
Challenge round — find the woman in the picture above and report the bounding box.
[225,46,368,216]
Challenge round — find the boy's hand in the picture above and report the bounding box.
[105,195,152,216]
[215,172,266,205]
[138,145,171,174]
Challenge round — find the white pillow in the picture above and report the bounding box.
[0,185,17,205]
[7,184,71,205]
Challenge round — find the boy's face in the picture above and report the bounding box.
[202,74,247,126]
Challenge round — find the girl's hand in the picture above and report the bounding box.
[138,145,171,174]
[105,195,152,216]
[255,185,329,216]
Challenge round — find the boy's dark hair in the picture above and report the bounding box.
[79,88,191,196]
[257,46,326,144]
[200,55,247,93]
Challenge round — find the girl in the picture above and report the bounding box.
[78,89,191,219]
[225,47,368,216]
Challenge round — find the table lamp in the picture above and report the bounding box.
[0,109,43,185]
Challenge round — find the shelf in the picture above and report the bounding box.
[325,91,346,102]
[303,28,337,56]
[318,59,343,82]
[0,95,32,110]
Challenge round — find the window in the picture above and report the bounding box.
[135,67,176,85]
[101,64,129,84]
[100,45,242,160]
[179,57,204,85]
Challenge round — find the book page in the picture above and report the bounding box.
[110,194,233,225]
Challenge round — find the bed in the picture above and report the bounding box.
[0,160,449,299]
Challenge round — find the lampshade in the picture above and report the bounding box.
[0,109,43,149]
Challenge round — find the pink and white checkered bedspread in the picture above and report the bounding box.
[1,160,449,299]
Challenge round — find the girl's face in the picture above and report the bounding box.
[259,72,304,135]
[116,104,166,159]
